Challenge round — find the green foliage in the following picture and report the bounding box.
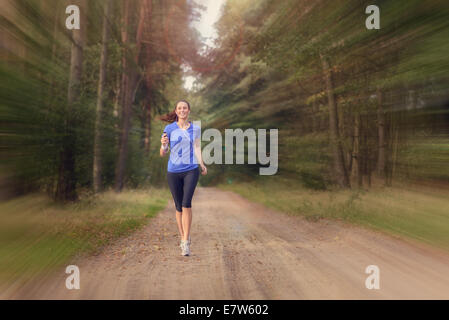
[0,0,204,198]
[0,189,170,283]
[1,0,448,198]
[193,0,449,190]
[219,179,449,251]
[299,171,327,190]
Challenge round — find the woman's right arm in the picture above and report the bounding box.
[160,133,169,157]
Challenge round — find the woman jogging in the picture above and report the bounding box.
[159,100,207,256]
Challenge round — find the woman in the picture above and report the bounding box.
[159,100,207,256]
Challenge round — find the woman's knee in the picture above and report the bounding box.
[181,204,192,210]
[174,203,182,212]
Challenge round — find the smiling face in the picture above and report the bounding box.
[175,101,190,120]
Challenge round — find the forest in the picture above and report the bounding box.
[1,0,448,285]
[1,0,448,199]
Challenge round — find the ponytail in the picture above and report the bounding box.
[159,99,191,123]
[159,110,178,123]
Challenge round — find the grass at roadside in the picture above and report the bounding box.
[217,176,449,251]
[0,188,170,284]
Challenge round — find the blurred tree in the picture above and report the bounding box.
[55,0,87,202]
[94,0,113,193]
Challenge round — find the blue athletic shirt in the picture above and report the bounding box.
[161,121,201,173]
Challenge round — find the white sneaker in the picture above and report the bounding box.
[180,240,190,256]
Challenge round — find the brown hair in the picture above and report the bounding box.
[159,99,191,123]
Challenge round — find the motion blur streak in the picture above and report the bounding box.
[1,0,448,298]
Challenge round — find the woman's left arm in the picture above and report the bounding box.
[194,138,207,175]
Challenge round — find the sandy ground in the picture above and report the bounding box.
[2,187,449,299]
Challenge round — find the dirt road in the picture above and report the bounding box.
[3,187,449,299]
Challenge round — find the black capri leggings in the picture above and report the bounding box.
[167,167,200,212]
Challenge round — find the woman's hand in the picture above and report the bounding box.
[160,133,169,157]
[161,133,169,148]
[200,163,207,175]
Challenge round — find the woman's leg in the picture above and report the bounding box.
[181,168,199,241]
[181,207,192,242]
[175,210,184,238]
[167,172,184,238]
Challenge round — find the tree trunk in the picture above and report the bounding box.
[320,53,349,188]
[386,109,394,187]
[364,120,372,188]
[93,0,112,194]
[115,0,131,193]
[376,88,386,184]
[391,125,399,183]
[45,0,62,196]
[312,100,319,133]
[113,72,121,134]
[351,114,362,188]
[55,0,86,202]
[142,0,153,156]
[347,111,354,173]
[114,0,149,192]
[144,96,152,155]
